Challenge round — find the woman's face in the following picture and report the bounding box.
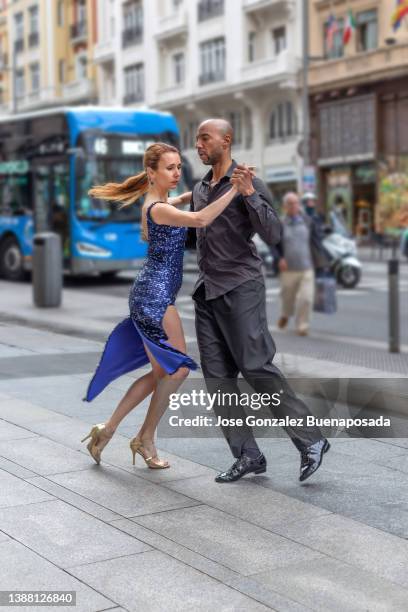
[149,152,182,192]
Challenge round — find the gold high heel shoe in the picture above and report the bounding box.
[81,423,113,465]
[129,437,170,469]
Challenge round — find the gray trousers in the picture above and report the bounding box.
[193,279,323,458]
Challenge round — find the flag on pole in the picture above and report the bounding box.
[391,0,408,31]
[343,9,356,45]
[326,14,339,51]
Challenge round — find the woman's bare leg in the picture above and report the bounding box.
[135,306,190,458]
[104,371,156,435]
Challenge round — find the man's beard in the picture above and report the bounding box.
[202,152,222,165]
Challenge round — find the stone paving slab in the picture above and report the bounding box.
[271,512,408,590]
[0,469,54,508]
[98,436,217,484]
[0,538,115,612]
[251,556,408,612]
[375,452,408,475]
[0,323,102,354]
[45,466,203,518]
[111,518,312,612]
[131,505,325,576]
[0,456,39,479]
[69,549,272,612]
[164,475,332,532]
[0,499,151,568]
[0,420,39,441]
[255,445,408,539]
[326,437,408,462]
[0,437,94,477]
[0,397,69,425]
[26,476,122,522]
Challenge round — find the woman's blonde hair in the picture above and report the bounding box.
[88,142,180,208]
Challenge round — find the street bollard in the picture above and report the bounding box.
[388,258,400,353]
[32,232,63,308]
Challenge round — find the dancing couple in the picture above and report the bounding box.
[82,118,330,483]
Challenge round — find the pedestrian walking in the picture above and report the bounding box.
[275,192,329,336]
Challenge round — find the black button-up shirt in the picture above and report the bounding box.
[192,160,282,300]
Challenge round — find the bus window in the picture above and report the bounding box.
[0,172,31,216]
[76,157,143,223]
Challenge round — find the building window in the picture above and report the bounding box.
[124,63,144,104]
[173,52,185,85]
[228,111,242,146]
[356,9,377,52]
[77,0,86,24]
[57,0,64,26]
[323,17,344,59]
[76,53,87,80]
[272,26,286,55]
[28,6,39,47]
[14,13,24,52]
[199,37,225,85]
[30,62,40,92]
[15,68,24,99]
[248,31,256,63]
[122,1,143,47]
[269,101,297,141]
[58,59,65,83]
[198,0,224,22]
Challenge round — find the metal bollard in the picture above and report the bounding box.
[32,232,63,308]
[388,258,400,353]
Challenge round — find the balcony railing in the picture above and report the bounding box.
[199,70,225,85]
[28,31,39,48]
[198,0,224,22]
[14,39,24,53]
[122,27,143,48]
[123,91,144,104]
[70,21,87,42]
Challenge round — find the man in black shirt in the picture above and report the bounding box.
[191,119,330,483]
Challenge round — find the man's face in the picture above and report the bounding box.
[196,123,228,165]
[285,196,300,216]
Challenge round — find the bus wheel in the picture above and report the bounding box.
[0,237,25,281]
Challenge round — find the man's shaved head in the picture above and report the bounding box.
[196,118,233,166]
[198,118,233,141]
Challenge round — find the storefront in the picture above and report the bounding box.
[312,80,408,238]
[316,94,377,237]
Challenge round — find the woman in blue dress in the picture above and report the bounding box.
[81,142,238,469]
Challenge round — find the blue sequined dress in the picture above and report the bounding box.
[84,201,198,402]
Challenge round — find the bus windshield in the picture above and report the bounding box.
[76,157,143,223]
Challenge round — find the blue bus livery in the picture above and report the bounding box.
[0,106,186,280]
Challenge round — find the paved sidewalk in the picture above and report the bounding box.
[0,322,408,611]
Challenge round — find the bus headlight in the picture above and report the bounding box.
[76,242,112,258]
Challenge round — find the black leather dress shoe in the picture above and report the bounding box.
[215,453,267,483]
[299,438,330,482]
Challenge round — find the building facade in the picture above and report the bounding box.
[0,0,97,114]
[94,0,304,202]
[309,0,408,236]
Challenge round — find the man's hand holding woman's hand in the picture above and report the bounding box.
[230,164,256,197]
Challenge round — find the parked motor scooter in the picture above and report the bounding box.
[322,213,361,289]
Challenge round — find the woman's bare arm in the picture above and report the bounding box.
[150,186,238,228]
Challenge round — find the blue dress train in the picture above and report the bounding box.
[84,201,198,402]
